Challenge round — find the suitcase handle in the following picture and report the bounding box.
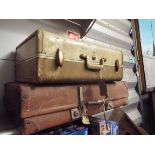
[80,54,106,70]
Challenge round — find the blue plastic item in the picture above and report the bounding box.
[58,126,88,135]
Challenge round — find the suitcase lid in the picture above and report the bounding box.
[16,29,123,70]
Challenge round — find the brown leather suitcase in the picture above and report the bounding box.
[15,29,123,84]
[4,82,128,134]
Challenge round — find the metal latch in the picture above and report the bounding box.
[71,108,80,120]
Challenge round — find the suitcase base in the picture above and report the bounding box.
[21,110,72,135]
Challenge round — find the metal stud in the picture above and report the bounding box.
[129,27,133,38]
[131,45,135,56]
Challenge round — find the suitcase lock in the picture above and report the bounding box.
[71,108,80,120]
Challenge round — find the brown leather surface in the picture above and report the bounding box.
[106,81,128,100]
[80,84,106,101]
[87,104,104,116]
[86,97,128,116]
[5,82,78,118]
[109,98,128,108]
[80,81,128,110]
[22,110,72,135]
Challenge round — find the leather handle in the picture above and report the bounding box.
[86,99,109,105]
[80,54,106,71]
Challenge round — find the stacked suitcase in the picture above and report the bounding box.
[4,29,128,134]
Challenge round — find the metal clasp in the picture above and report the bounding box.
[71,108,80,120]
[56,48,64,67]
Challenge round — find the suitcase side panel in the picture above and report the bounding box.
[107,81,128,100]
[16,57,123,83]
[16,30,43,62]
[37,57,123,83]
[15,58,123,83]
[15,58,38,83]
[16,36,37,62]
[20,85,78,118]
[5,83,78,118]
[22,110,72,135]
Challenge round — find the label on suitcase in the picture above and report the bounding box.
[15,29,123,84]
